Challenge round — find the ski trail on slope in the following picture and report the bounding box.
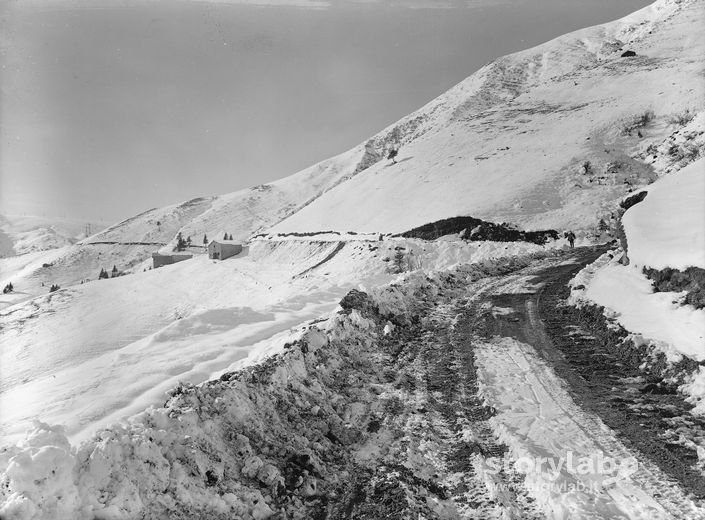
[475,336,703,520]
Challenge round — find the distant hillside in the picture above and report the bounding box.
[0,215,108,258]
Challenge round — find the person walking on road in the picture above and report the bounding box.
[566,231,576,249]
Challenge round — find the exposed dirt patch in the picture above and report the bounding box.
[397,215,558,245]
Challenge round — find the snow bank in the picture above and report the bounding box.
[0,282,393,518]
[0,319,332,520]
[572,158,705,412]
[583,259,705,362]
[622,158,705,270]
[682,367,705,416]
[0,423,82,520]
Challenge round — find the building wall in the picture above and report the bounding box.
[208,242,242,260]
[220,243,243,260]
[152,253,192,268]
[152,254,174,268]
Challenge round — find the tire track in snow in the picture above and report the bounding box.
[470,250,705,518]
[475,336,699,519]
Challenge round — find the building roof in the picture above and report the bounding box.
[208,240,242,246]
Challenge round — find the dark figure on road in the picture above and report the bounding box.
[566,231,576,249]
[387,148,398,164]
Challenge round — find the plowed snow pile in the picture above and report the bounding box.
[574,158,705,413]
[622,158,705,271]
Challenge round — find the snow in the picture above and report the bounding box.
[0,247,72,310]
[209,239,241,245]
[475,336,700,519]
[0,282,414,520]
[1,0,704,515]
[622,158,705,270]
[683,367,705,416]
[574,159,705,412]
[0,244,348,445]
[583,260,705,362]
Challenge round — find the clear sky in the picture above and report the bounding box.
[0,0,652,223]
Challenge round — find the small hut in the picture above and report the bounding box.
[208,240,242,260]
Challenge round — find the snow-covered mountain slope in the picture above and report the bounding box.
[87,143,365,248]
[271,0,704,234]
[0,215,107,258]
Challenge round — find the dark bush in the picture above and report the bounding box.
[643,266,705,309]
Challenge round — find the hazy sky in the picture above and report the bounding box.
[1,0,652,223]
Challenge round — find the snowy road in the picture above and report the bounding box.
[327,247,704,518]
[323,248,705,518]
[470,250,705,518]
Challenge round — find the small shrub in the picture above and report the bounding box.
[392,250,407,273]
[667,108,695,127]
[582,161,592,175]
[667,142,701,165]
[643,266,705,309]
[679,142,701,164]
[620,109,655,136]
